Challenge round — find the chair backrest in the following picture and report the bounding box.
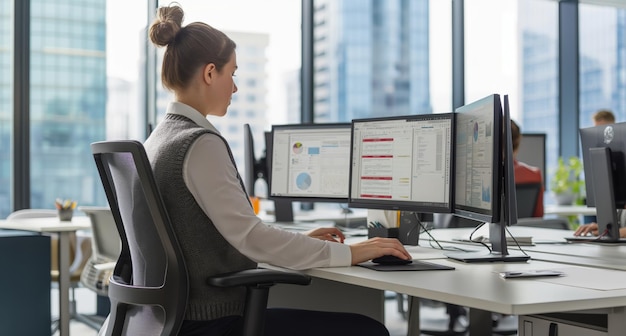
[78,206,122,297]
[515,182,542,218]
[91,140,188,336]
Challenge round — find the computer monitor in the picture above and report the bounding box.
[268,123,352,203]
[445,94,529,263]
[579,123,626,241]
[244,124,294,222]
[453,94,502,224]
[348,113,454,213]
[580,123,626,209]
[243,123,267,197]
[517,133,546,188]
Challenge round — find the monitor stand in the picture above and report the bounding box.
[445,223,530,263]
[274,199,294,222]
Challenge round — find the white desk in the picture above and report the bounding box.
[0,217,91,336]
[258,207,368,227]
[268,227,626,335]
[545,204,596,216]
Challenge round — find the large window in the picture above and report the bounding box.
[579,4,626,129]
[5,0,626,218]
[311,0,448,122]
[466,0,558,201]
[155,0,302,197]
[0,0,12,218]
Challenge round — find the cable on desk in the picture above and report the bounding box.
[412,212,444,250]
[465,222,492,253]
[504,225,529,257]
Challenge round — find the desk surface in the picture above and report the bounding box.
[291,258,626,316]
[426,226,626,270]
[258,208,368,227]
[0,216,91,232]
[544,204,596,216]
[272,225,626,316]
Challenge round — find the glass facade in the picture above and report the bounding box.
[579,4,626,129]
[518,0,559,191]
[28,0,107,214]
[313,0,432,122]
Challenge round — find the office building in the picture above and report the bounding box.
[312,0,432,122]
[520,2,626,190]
[0,0,107,218]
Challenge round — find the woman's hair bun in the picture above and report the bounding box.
[149,4,185,47]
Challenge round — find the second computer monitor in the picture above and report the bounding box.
[348,113,454,213]
[269,123,352,203]
[454,94,503,224]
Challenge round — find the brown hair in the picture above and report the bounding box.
[148,4,236,92]
[511,119,521,152]
[592,109,615,124]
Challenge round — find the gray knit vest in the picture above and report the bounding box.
[144,114,257,321]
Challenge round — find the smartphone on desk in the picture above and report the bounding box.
[499,270,564,279]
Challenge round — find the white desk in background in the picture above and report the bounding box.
[0,216,91,336]
[545,204,596,216]
[268,227,626,336]
[258,207,368,227]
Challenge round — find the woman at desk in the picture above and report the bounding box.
[145,4,409,335]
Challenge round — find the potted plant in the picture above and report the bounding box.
[550,156,585,205]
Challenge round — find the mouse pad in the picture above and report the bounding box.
[358,260,455,272]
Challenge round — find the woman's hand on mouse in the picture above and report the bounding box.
[349,237,411,265]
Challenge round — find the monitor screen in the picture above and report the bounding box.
[580,123,626,209]
[348,113,454,213]
[453,94,502,223]
[269,123,351,203]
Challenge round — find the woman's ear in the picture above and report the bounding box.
[202,63,216,85]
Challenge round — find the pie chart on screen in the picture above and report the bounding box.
[293,142,303,154]
[296,172,312,190]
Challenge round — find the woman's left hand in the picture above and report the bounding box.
[305,227,345,243]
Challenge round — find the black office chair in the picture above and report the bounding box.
[91,140,311,336]
[515,182,543,218]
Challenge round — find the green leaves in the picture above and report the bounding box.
[551,156,584,204]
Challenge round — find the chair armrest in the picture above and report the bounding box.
[207,269,311,288]
[94,261,116,271]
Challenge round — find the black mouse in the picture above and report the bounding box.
[372,255,413,265]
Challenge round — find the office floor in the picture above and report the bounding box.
[53,288,517,336]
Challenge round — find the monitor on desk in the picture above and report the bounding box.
[244,124,293,222]
[445,94,528,262]
[268,123,352,204]
[348,113,454,214]
[579,123,626,242]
